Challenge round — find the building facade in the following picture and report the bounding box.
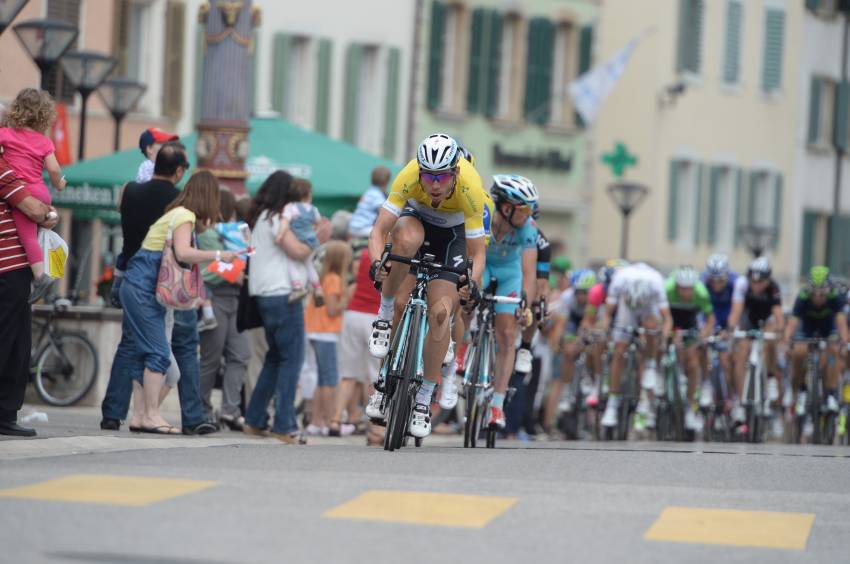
[796,1,850,279]
[589,0,799,288]
[414,0,597,262]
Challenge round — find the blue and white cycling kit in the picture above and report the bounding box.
[701,271,738,329]
[483,218,538,314]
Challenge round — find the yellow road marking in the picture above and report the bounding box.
[324,490,517,529]
[645,506,815,550]
[0,474,217,507]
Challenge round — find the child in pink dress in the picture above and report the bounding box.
[0,88,67,301]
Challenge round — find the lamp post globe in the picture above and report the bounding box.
[607,182,649,260]
[12,18,78,90]
[0,0,29,37]
[60,50,117,161]
[98,78,146,151]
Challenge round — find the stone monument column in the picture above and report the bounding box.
[196,1,261,195]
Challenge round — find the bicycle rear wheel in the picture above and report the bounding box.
[34,333,98,407]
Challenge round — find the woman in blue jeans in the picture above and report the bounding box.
[121,172,238,434]
[243,171,330,444]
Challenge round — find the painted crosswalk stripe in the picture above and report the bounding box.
[324,490,517,529]
[0,474,217,507]
[645,506,815,550]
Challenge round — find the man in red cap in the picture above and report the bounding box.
[136,127,179,183]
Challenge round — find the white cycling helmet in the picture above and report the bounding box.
[674,266,700,288]
[705,254,730,278]
[748,256,772,281]
[625,278,654,309]
[491,174,539,208]
[417,133,460,172]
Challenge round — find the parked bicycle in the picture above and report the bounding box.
[30,298,98,406]
[373,244,470,452]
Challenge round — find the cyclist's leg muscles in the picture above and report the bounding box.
[733,340,751,398]
[682,344,700,402]
[494,312,519,395]
[826,341,841,392]
[423,280,459,383]
[383,215,424,301]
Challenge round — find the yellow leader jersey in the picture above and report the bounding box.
[382,158,487,239]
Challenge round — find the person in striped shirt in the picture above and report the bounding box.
[0,154,57,436]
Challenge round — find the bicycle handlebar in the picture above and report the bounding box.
[732,330,779,341]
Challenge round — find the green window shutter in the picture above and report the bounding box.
[467,8,485,113]
[536,20,555,125]
[271,33,291,115]
[315,39,332,135]
[342,43,362,144]
[707,167,721,245]
[834,81,850,149]
[801,211,817,273]
[761,9,785,93]
[723,1,743,84]
[677,0,703,74]
[383,47,401,159]
[808,78,822,144]
[667,161,680,242]
[524,18,554,124]
[484,11,503,118]
[524,18,542,121]
[427,1,446,111]
[733,169,744,247]
[576,25,594,128]
[772,174,783,247]
[694,164,705,245]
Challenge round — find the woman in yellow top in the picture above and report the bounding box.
[121,171,238,434]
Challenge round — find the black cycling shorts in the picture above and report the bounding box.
[399,206,467,283]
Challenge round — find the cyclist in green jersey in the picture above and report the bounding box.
[665,266,716,432]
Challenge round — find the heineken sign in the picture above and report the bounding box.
[492,144,573,173]
[50,183,122,224]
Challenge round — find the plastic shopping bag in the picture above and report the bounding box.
[38,228,69,279]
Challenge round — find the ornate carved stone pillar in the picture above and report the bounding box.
[196,1,261,195]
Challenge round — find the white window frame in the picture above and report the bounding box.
[497,15,519,120]
[439,6,459,112]
[815,78,837,148]
[285,37,317,130]
[715,167,735,250]
[355,46,387,155]
[675,161,698,249]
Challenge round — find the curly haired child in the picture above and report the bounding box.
[0,88,66,302]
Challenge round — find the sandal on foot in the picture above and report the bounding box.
[141,425,180,435]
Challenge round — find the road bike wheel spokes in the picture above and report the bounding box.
[35,334,98,407]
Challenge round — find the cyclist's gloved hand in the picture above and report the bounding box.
[459,278,480,309]
[369,259,391,289]
[109,271,123,309]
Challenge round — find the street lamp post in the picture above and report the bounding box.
[0,0,28,37]
[97,78,147,151]
[607,182,649,260]
[60,50,117,161]
[737,225,777,258]
[12,18,78,91]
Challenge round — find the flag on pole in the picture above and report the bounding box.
[51,103,72,165]
[568,39,637,126]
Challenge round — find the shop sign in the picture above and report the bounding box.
[492,144,573,173]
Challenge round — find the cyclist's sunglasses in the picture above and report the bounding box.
[420,171,455,183]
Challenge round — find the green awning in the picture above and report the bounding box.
[52,116,399,222]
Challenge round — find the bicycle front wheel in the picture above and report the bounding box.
[35,333,98,407]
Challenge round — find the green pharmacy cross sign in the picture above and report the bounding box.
[601,142,638,178]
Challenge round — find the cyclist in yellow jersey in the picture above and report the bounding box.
[365,134,487,439]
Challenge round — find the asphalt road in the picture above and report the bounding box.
[1,405,848,564]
